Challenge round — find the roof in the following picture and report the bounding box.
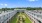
[14,9,26,10]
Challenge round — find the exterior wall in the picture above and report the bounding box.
[24,10,42,23]
[0,10,17,23]
[24,11,39,23]
[14,9,26,12]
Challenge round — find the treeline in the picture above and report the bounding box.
[26,8,42,10]
[1,8,14,11]
[0,7,42,11]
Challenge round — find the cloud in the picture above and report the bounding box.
[28,0,38,2]
[5,4,7,6]
[1,4,3,6]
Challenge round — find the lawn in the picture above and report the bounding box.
[9,12,32,23]
[9,13,19,23]
[21,13,32,23]
[25,14,32,23]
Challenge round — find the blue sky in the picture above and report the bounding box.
[0,0,42,8]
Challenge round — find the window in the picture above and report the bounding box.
[2,21,4,23]
[4,15,5,17]
[34,14,35,16]
[7,14,8,16]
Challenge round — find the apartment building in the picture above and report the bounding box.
[0,10,17,23]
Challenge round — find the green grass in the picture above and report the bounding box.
[9,13,19,23]
[9,12,32,23]
[22,13,32,23]
[25,15,32,23]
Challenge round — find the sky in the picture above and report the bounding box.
[0,0,42,8]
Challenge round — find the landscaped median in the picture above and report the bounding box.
[9,13,18,23]
[21,13,32,23]
[9,12,32,23]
